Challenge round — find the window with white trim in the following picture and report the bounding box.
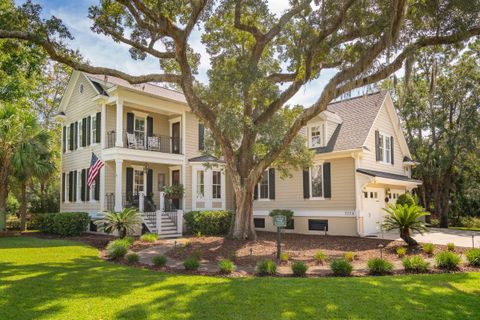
[378,133,392,164]
[310,124,324,148]
[133,169,144,194]
[212,171,221,199]
[310,164,323,198]
[91,114,97,144]
[196,170,204,199]
[258,171,269,199]
[134,117,145,143]
[78,120,83,148]
[66,124,70,152]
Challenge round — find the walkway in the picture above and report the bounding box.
[369,228,480,247]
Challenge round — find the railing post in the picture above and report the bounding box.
[139,191,145,213]
[156,210,162,235]
[159,191,165,212]
[177,210,183,235]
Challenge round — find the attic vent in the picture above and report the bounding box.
[79,84,84,94]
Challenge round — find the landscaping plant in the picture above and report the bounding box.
[402,256,430,273]
[33,212,89,236]
[396,247,407,258]
[218,259,236,274]
[344,252,355,262]
[422,243,434,255]
[183,210,232,236]
[125,253,139,264]
[382,203,429,246]
[256,259,277,276]
[95,208,142,239]
[152,255,167,267]
[330,259,353,277]
[314,251,327,264]
[280,252,289,262]
[446,243,455,252]
[140,233,158,243]
[291,261,308,277]
[106,239,130,259]
[465,249,480,267]
[435,251,461,271]
[183,257,200,271]
[367,258,394,275]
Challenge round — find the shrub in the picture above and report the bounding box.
[184,210,232,235]
[184,239,192,247]
[344,252,355,262]
[218,259,236,274]
[291,261,308,277]
[123,236,135,246]
[396,247,407,258]
[95,208,142,238]
[446,242,455,252]
[125,253,139,264]
[422,243,434,255]
[465,248,480,267]
[402,256,430,273]
[367,258,394,275]
[397,193,416,206]
[382,203,429,246]
[152,255,167,267]
[140,233,158,242]
[33,212,89,236]
[184,257,200,270]
[280,252,289,262]
[314,251,327,264]
[106,239,129,259]
[330,259,353,276]
[256,259,277,276]
[435,251,461,270]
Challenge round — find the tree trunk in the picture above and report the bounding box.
[40,181,46,213]
[20,181,28,231]
[229,185,256,240]
[0,162,10,231]
[400,226,418,246]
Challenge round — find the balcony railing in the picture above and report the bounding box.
[106,130,182,154]
[104,192,182,212]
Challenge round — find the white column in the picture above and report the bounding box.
[139,191,145,212]
[99,166,105,211]
[177,210,183,235]
[114,159,123,211]
[156,210,162,235]
[101,102,107,149]
[159,191,165,212]
[115,99,124,147]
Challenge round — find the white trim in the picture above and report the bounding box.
[91,113,99,146]
[377,131,393,165]
[131,110,149,118]
[257,170,270,200]
[307,121,326,148]
[191,164,226,210]
[253,210,356,217]
[102,147,185,165]
[309,161,325,200]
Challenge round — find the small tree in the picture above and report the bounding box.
[382,203,429,246]
[95,208,142,238]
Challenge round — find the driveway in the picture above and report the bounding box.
[369,228,480,248]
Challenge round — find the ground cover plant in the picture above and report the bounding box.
[435,251,461,271]
[140,233,159,243]
[403,256,430,274]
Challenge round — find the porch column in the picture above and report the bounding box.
[114,159,123,211]
[100,166,105,211]
[101,102,107,149]
[115,98,124,147]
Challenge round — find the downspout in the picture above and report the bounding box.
[353,153,361,236]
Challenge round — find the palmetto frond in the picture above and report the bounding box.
[95,208,142,238]
[382,204,430,235]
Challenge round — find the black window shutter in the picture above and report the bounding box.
[390,136,394,164]
[86,116,91,146]
[81,169,86,201]
[198,123,205,150]
[73,171,77,202]
[96,112,101,143]
[254,184,258,200]
[127,112,134,134]
[95,174,100,201]
[147,116,153,137]
[69,123,74,151]
[375,130,380,161]
[69,171,73,201]
[86,168,90,201]
[268,168,275,200]
[62,172,65,202]
[62,126,66,153]
[323,163,331,198]
[147,169,153,196]
[126,167,134,198]
[81,118,86,147]
[303,169,310,199]
[74,121,78,150]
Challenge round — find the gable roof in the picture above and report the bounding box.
[313,90,388,154]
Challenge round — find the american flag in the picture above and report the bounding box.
[87,153,105,187]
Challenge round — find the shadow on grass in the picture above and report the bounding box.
[1,237,479,320]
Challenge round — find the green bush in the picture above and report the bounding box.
[140,233,158,242]
[152,255,167,267]
[435,251,461,270]
[184,210,232,235]
[106,239,130,259]
[465,248,480,267]
[125,253,139,264]
[6,215,20,230]
[256,259,277,276]
[446,242,455,252]
[123,236,135,245]
[397,193,416,206]
[314,251,327,264]
[218,259,236,274]
[280,252,289,262]
[422,243,434,255]
[344,251,355,262]
[184,257,200,270]
[330,259,353,276]
[33,212,89,236]
[367,258,394,275]
[396,247,407,257]
[291,261,308,277]
[402,256,430,273]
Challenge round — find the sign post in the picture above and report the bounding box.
[272,215,287,259]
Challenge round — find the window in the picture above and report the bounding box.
[310,164,323,198]
[196,170,204,199]
[364,192,368,198]
[254,218,265,228]
[78,120,83,148]
[385,135,391,163]
[212,171,221,199]
[79,83,84,94]
[157,173,165,191]
[285,218,294,230]
[135,117,145,143]
[133,169,144,194]
[91,115,97,144]
[66,124,70,152]
[378,133,392,164]
[308,219,328,231]
[310,124,324,147]
[259,171,269,199]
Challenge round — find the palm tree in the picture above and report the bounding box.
[382,204,430,246]
[95,208,142,238]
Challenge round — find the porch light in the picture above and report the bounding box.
[143,163,150,173]
[378,244,384,259]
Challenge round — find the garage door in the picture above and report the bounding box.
[363,187,386,235]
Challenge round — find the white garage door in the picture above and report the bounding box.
[363,187,386,235]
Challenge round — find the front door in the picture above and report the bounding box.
[171,122,180,154]
[363,187,385,235]
[171,170,180,209]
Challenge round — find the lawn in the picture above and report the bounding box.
[1,237,479,320]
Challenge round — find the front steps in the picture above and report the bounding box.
[141,212,182,238]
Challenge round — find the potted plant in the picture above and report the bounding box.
[162,184,185,200]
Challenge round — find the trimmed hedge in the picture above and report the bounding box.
[33,212,89,236]
[184,210,232,235]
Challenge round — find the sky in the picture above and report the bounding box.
[18,0,342,107]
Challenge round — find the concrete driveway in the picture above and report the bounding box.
[369,228,480,248]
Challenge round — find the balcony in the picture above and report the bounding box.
[106,130,182,154]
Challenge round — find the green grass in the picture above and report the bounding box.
[1,237,480,320]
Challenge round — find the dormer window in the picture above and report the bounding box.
[309,123,325,148]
